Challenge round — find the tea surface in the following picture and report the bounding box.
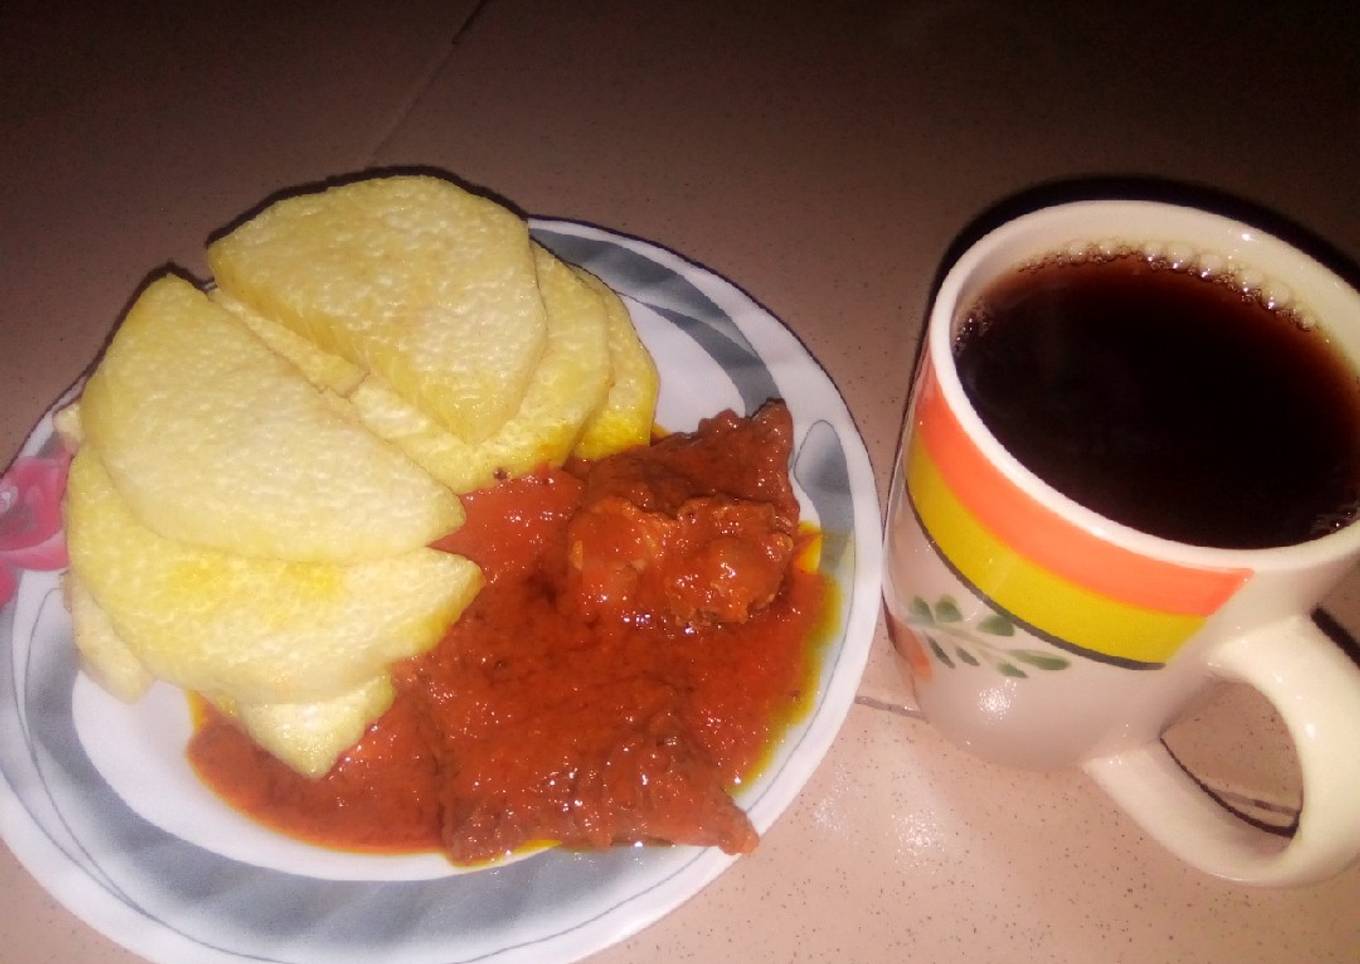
[954,254,1360,548]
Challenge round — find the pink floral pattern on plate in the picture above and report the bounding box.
[0,442,71,609]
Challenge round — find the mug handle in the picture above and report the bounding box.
[1081,615,1360,886]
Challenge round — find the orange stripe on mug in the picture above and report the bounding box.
[906,440,1204,665]
[915,363,1249,616]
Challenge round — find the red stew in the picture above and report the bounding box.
[188,402,827,863]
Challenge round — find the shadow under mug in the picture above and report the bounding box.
[883,200,1360,887]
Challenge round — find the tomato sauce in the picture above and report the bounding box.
[188,403,828,863]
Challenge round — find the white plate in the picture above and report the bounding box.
[0,219,882,963]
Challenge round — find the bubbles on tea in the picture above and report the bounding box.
[1002,239,1321,335]
[1237,267,1266,295]
[1195,252,1225,279]
[1165,242,1195,270]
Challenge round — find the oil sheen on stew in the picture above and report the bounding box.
[188,401,830,863]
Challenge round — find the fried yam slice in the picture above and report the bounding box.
[570,267,659,459]
[209,675,396,778]
[65,572,153,703]
[70,567,395,778]
[350,245,611,493]
[208,175,549,443]
[212,290,365,396]
[80,276,462,563]
[65,448,482,705]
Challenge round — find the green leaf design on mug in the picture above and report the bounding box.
[902,594,1068,678]
[909,596,934,624]
[1010,649,1070,671]
[934,596,964,622]
[926,635,955,668]
[977,612,1016,636]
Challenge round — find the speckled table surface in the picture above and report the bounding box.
[3,2,1359,961]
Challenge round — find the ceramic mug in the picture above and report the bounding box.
[883,200,1360,887]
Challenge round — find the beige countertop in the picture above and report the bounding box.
[3,2,1358,960]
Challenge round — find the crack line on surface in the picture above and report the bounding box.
[855,694,925,719]
[1162,739,1299,835]
[1212,787,1299,818]
[365,0,495,163]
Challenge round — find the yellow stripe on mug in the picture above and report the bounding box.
[906,438,1209,667]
